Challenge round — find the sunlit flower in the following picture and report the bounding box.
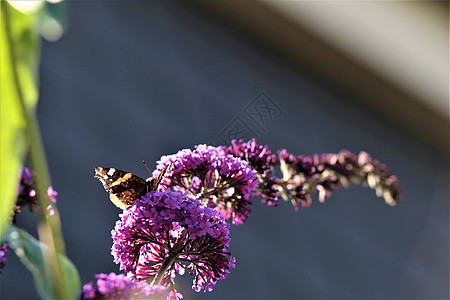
[153,145,257,225]
[46,186,58,203]
[111,189,234,292]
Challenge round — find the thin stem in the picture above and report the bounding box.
[2,3,71,299]
[151,256,176,286]
[151,229,188,286]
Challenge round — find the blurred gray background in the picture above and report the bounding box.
[2,1,448,299]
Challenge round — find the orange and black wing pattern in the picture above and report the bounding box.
[94,163,174,210]
[94,167,148,210]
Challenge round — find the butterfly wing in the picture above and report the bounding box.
[146,162,175,191]
[94,167,148,210]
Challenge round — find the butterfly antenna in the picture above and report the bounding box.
[142,160,153,176]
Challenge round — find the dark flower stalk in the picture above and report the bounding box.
[222,139,401,211]
[12,167,58,223]
[14,167,40,222]
[278,149,402,210]
[13,167,58,223]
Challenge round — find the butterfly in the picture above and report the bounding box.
[94,163,173,210]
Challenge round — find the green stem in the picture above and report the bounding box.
[151,256,176,286]
[2,2,72,299]
[151,230,188,286]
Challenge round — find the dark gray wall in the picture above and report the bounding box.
[1,2,448,299]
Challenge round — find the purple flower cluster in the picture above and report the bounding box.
[97,140,402,296]
[0,243,8,273]
[13,167,58,221]
[80,272,181,299]
[221,139,281,207]
[111,189,235,292]
[278,149,402,210]
[153,144,257,225]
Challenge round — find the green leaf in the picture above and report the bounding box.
[0,0,40,238]
[5,226,81,299]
